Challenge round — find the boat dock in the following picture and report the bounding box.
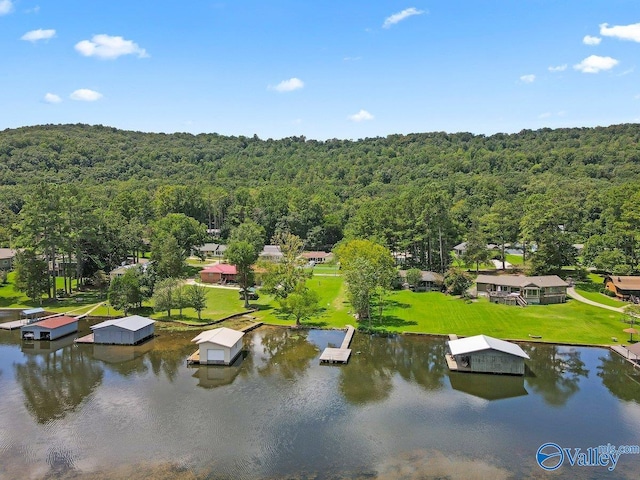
[187,321,262,365]
[0,319,28,330]
[610,345,640,366]
[319,325,355,364]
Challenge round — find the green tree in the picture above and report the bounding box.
[279,285,320,326]
[260,232,309,299]
[405,268,423,291]
[107,269,142,314]
[14,249,48,304]
[334,239,396,324]
[153,277,179,318]
[225,241,259,308]
[230,220,266,254]
[187,284,208,320]
[444,267,472,296]
[152,234,184,279]
[481,199,519,270]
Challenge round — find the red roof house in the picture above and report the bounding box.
[200,264,238,284]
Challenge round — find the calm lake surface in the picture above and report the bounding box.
[1,321,640,479]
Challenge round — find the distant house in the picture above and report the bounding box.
[0,248,17,270]
[21,315,78,341]
[453,242,467,257]
[91,315,155,345]
[301,251,334,264]
[476,274,568,305]
[446,334,529,375]
[193,243,227,259]
[260,245,283,262]
[200,263,238,284]
[109,258,151,280]
[604,275,640,301]
[398,270,444,292]
[392,252,412,266]
[192,327,245,365]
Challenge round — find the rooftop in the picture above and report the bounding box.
[91,315,155,332]
[192,327,244,348]
[605,275,640,290]
[476,274,568,288]
[448,334,530,359]
[202,263,237,275]
[30,315,78,329]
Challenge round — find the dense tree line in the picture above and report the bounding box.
[2,123,640,276]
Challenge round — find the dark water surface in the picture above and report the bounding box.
[1,321,640,479]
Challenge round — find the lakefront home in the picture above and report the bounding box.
[475,274,568,305]
[398,270,444,292]
[200,263,238,284]
[604,275,640,301]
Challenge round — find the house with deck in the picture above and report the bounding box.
[301,251,334,264]
[446,334,529,375]
[604,275,640,301]
[475,274,568,305]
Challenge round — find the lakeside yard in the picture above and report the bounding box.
[0,268,632,346]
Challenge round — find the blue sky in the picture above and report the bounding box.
[2,1,640,139]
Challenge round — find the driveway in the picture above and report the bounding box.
[567,287,626,313]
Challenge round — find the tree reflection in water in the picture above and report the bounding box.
[14,344,104,424]
[597,352,640,403]
[523,344,589,406]
[257,328,318,380]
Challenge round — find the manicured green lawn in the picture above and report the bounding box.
[311,263,341,275]
[574,286,625,308]
[151,286,249,324]
[505,254,524,266]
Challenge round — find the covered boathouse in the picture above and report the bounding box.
[91,315,155,345]
[21,315,79,341]
[191,327,244,365]
[446,334,529,375]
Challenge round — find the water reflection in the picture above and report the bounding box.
[522,344,589,406]
[448,372,528,401]
[257,328,319,380]
[598,351,640,403]
[14,344,104,423]
[191,352,246,389]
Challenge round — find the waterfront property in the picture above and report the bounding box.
[190,327,244,365]
[319,325,355,364]
[199,263,238,284]
[90,315,155,345]
[476,274,568,305]
[398,270,444,292]
[301,251,334,264]
[446,334,530,375]
[20,315,79,341]
[193,243,227,259]
[604,275,640,301]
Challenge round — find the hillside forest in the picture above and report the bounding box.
[2,123,640,286]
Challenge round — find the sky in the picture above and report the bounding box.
[2,0,640,140]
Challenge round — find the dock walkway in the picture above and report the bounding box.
[319,325,355,364]
[610,345,640,366]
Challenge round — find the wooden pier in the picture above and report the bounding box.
[319,325,355,364]
[610,345,640,367]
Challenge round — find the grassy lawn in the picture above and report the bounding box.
[379,291,625,345]
[151,286,249,324]
[252,275,353,328]
[505,254,524,266]
[311,263,341,275]
[574,285,625,308]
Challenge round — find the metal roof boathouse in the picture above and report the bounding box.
[91,315,155,345]
[21,315,79,341]
[446,334,529,375]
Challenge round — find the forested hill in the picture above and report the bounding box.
[3,123,640,276]
[2,123,640,190]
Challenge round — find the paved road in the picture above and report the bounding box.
[567,287,626,313]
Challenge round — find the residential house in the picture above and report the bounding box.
[260,245,283,262]
[398,270,444,292]
[475,274,568,305]
[0,248,17,271]
[301,251,334,264]
[109,258,151,280]
[446,334,529,375]
[200,263,238,284]
[604,275,640,301]
[193,243,227,259]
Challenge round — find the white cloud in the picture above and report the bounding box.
[21,29,56,42]
[270,77,304,92]
[43,93,62,104]
[600,22,640,42]
[538,112,551,119]
[520,74,535,83]
[0,0,13,15]
[573,55,619,73]
[348,109,374,122]
[583,35,601,46]
[75,34,149,59]
[70,89,103,101]
[548,64,567,72]
[383,7,425,29]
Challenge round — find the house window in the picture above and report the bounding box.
[524,288,539,298]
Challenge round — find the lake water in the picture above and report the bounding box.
[1,322,640,479]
